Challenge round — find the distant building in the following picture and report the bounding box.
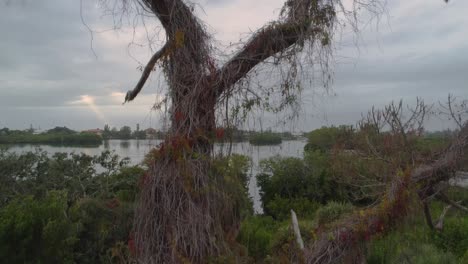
[83,128,103,136]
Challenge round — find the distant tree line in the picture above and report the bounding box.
[101,124,165,140]
[0,126,101,145]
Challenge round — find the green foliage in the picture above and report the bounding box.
[415,136,450,157]
[370,243,457,264]
[268,219,315,263]
[0,150,141,263]
[304,126,354,152]
[212,154,253,220]
[367,227,458,264]
[432,216,468,257]
[266,196,320,220]
[366,198,468,264]
[314,201,354,226]
[119,126,132,140]
[0,191,79,263]
[103,125,150,140]
[237,216,279,260]
[69,198,135,263]
[257,154,346,220]
[0,149,133,204]
[249,132,282,146]
[237,216,316,262]
[47,126,76,134]
[0,126,102,145]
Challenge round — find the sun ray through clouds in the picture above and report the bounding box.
[69,95,107,124]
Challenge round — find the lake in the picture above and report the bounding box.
[6,139,308,213]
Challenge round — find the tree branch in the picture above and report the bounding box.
[437,192,468,213]
[124,42,169,103]
[213,22,307,96]
[291,209,305,250]
[306,122,468,263]
[435,204,452,231]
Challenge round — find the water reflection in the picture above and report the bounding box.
[7,139,306,213]
[120,140,130,148]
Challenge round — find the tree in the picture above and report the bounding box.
[102,0,387,262]
[119,126,132,140]
[110,127,118,139]
[103,124,111,139]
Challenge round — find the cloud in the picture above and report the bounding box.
[0,0,467,131]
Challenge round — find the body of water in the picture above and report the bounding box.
[6,139,307,213]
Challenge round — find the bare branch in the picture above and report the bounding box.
[437,192,468,213]
[291,209,305,250]
[124,42,169,103]
[435,204,452,231]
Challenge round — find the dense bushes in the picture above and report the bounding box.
[432,216,468,257]
[304,125,354,152]
[257,152,348,220]
[0,191,79,263]
[237,216,279,260]
[0,150,142,263]
[0,150,255,263]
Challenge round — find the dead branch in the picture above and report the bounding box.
[435,204,452,231]
[305,122,468,264]
[437,192,468,213]
[291,209,305,250]
[439,94,468,130]
[124,42,169,103]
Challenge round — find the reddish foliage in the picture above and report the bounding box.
[105,198,120,209]
[339,230,349,242]
[128,232,136,256]
[171,137,180,149]
[215,128,225,139]
[175,111,184,122]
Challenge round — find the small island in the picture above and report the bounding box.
[248,131,283,146]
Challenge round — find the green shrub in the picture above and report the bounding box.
[212,154,253,219]
[269,220,315,263]
[69,197,134,263]
[304,126,354,152]
[237,216,279,260]
[257,154,347,220]
[369,242,457,264]
[265,195,320,220]
[315,201,354,226]
[432,216,468,257]
[0,191,79,263]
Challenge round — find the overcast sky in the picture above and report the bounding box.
[1,0,467,132]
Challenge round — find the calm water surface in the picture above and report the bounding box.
[7,139,307,213]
